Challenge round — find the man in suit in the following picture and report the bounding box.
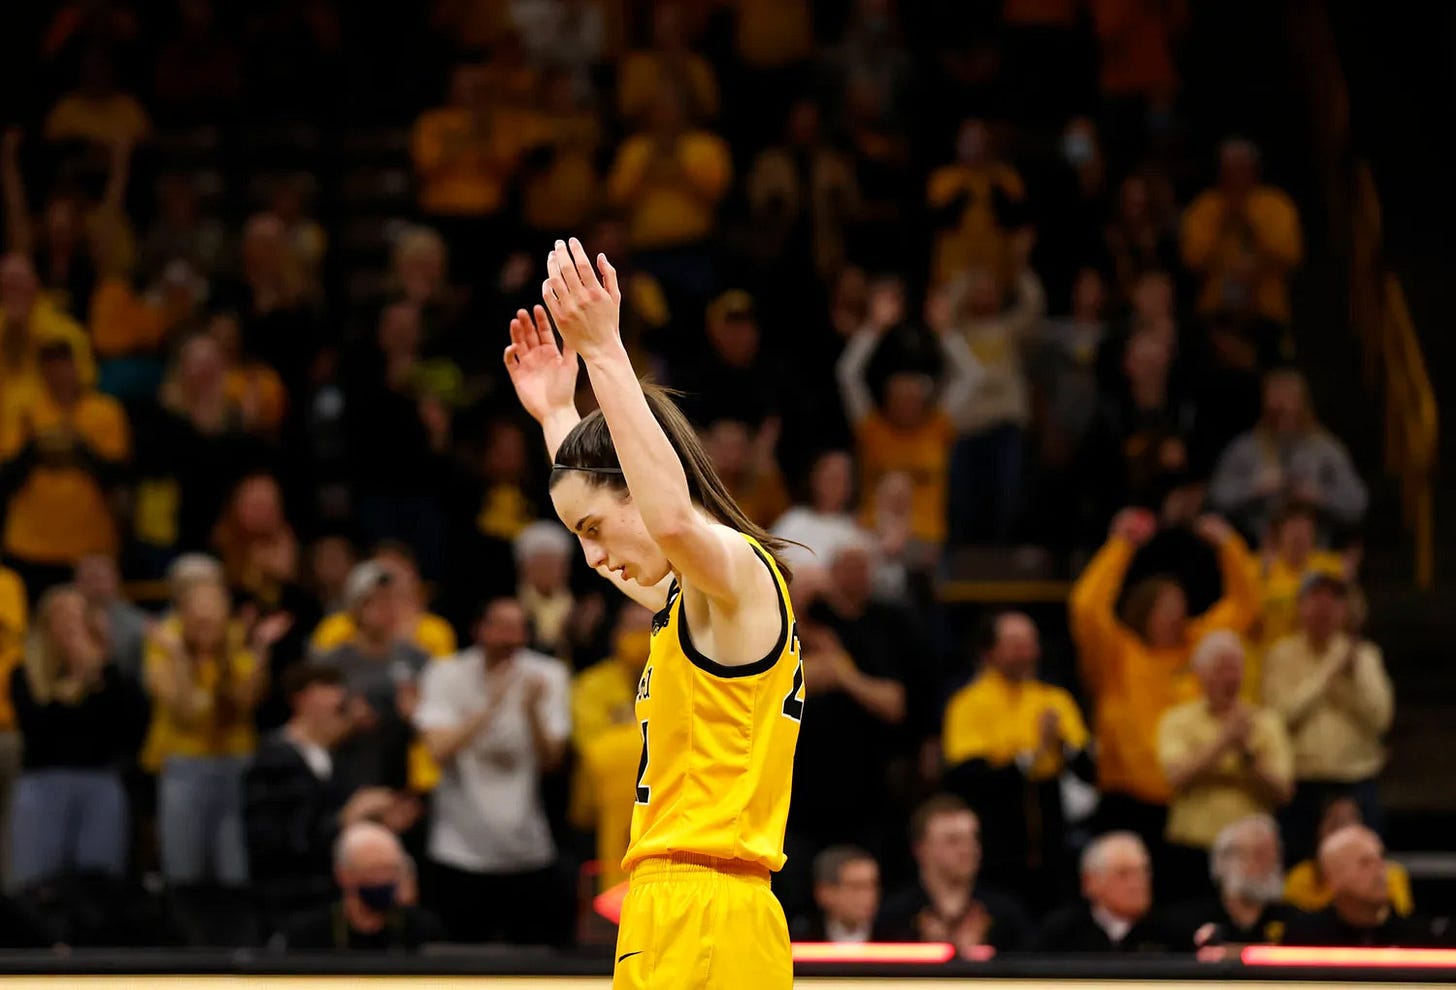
[1035,831,1173,952]
[792,845,882,943]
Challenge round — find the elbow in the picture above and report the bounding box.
[646,509,699,551]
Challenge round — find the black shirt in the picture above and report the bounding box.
[1165,897,1295,948]
[10,665,149,771]
[279,902,448,951]
[876,879,1030,952]
[1282,907,1449,948]
[1032,901,1175,953]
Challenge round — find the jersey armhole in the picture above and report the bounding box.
[676,542,789,679]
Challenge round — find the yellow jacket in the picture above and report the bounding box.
[942,667,1089,780]
[1181,185,1302,324]
[1070,533,1259,803]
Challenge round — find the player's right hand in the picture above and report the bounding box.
[504,304,579,423]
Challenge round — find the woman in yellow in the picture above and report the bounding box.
[1285,796,1413,916]
[1070,508,1259,854]
[144,580,289,889]
[1250,501,1354,660]
[504,239,802,988]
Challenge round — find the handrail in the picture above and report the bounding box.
[1348,163,1439,588]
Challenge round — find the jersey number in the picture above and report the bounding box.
[635,720,651,805]
[781,623,805,722]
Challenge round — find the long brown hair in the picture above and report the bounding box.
[551,383,796,582]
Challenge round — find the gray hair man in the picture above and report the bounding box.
[1174,815,1291,947]
[1034,831,1170,952]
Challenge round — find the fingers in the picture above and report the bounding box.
[531,304,554,347]
[503,344,519,375]
[598,252,620,303]
[567,237,598,288]
[543,252,565,314]
[509,309,531,350]
[551,239,582,294]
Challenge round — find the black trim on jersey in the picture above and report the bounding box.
[651,581,679,635]
[676,542,789,679]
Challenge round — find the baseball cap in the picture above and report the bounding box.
[1298,569,1349,598]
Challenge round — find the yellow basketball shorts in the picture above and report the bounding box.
[613,853,793,990]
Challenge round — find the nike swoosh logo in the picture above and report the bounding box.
[617,950,644,963]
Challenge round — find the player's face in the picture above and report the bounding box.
[552,474,672,587]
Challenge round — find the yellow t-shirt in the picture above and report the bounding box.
[0,566,27,732]
[0,303,98,407]
[570,721,643,891]
[0,390,130,564]
[616,52,719,123]
[942,667,1090,780]
[855,410,955,544]
[141,619,259,770]
[1157,699,1294,848]
[411,106,530,217]
[522,112,602,235]
[623,534,801,874]
[607,132,732,250]
[310,611,457,659]
[1180,185,1303,324]
[44,92,153,147]
[927,162,1026,289]
[1284,859,1414,916]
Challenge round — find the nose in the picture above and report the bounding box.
[583,542,607,569]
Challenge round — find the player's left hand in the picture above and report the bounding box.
[542,237,622,363]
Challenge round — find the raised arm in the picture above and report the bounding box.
[935,329,983,416]
[1188,515,1260,637]
[835,327,878,426]
[1069,510,1148,694]
[541,238,769,612]
[1,129,34,254]
[503,304,668,611]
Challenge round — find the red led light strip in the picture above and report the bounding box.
[1243,946,1456,968]
[791,942,964,964]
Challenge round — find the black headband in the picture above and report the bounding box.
[551,464,625,475]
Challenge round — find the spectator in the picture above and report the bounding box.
[1034,832,1171,952]
[792,845,882,943]
[512,0,608,94]
[1028,266,1110,474]
[941,611,1093,911]
[410,62,530,274]
[311,543,456,660]
[244,663,421,930]
[262,173,327,304]
[1088,0,1187,156]
[702,418,791,530]
[415,598,571,944]
[74,554,146,681]
[568,604,651,891]
[9,585,148,891]
[519,68,603,244]
[275,821,447,951]
[616,2,719,125]
[0,335,129,596]
[0,253,96,422]
[306,533,358,616]
[208,312,288,439]
[771,449,862,584]
[1249,501,1353,669]
[315,562,430,791]
[1104,173,1180,301]
[1263,572,1393,859]
[1284,797,1414,918]
[1169,815,1292,948]
[1157,631,1293,891]
[744,99,861,283]
[836,291,982,546]
[0,563,24,884]
[943,240,1043,543]
[514,521,577,659]
[385,226,468,360]
[676,290,778,429]
[152,0,244,124]
[211,473,299,608]
[43,49,152,149]
[142,581,287,891]
[876,796,1029,955]
[1070,510,1259,869]
[606,86,732,296]
[140,172,230,284]
[1181,139,1302,326]
[785,535,909,887]
[927,118,1028,291]
[90,258,207,395]
[1283,826,1445,947]
[1208,369,1368,541]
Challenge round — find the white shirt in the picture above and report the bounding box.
[1091,903,1134,945]
[825,919,872,944]
[771,507,862,569]
[415,647,571,873]
[287,729,333,780]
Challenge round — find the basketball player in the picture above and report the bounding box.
[502,238,802,988]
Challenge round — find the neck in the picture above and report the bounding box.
[1222,891,1264,929]
[1306,629,1336,653]
[356,628,393,655]
[921,869,971,909]
[1207,695,1237,717]
[287,718,324,749]
[1130,379,1166,409]
[483,648,513,669]
[1332,895,1387,929]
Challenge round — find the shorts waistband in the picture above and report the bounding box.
[629,853,771,888]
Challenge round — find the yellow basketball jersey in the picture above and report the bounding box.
[621,533,803,874]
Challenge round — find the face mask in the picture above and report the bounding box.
[1063,132,1095,166]
[355,882,398,912]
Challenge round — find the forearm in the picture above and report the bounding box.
[583,345,696,536]
[1164,737,1232,791]
[424,709,492,763]
[835,328,878,424]
[542,409,580,460]
[1247,758,1293,805]
[526,706,565,773]
[841,669,905,724]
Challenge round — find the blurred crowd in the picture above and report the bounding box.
[0,0,1430,957]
